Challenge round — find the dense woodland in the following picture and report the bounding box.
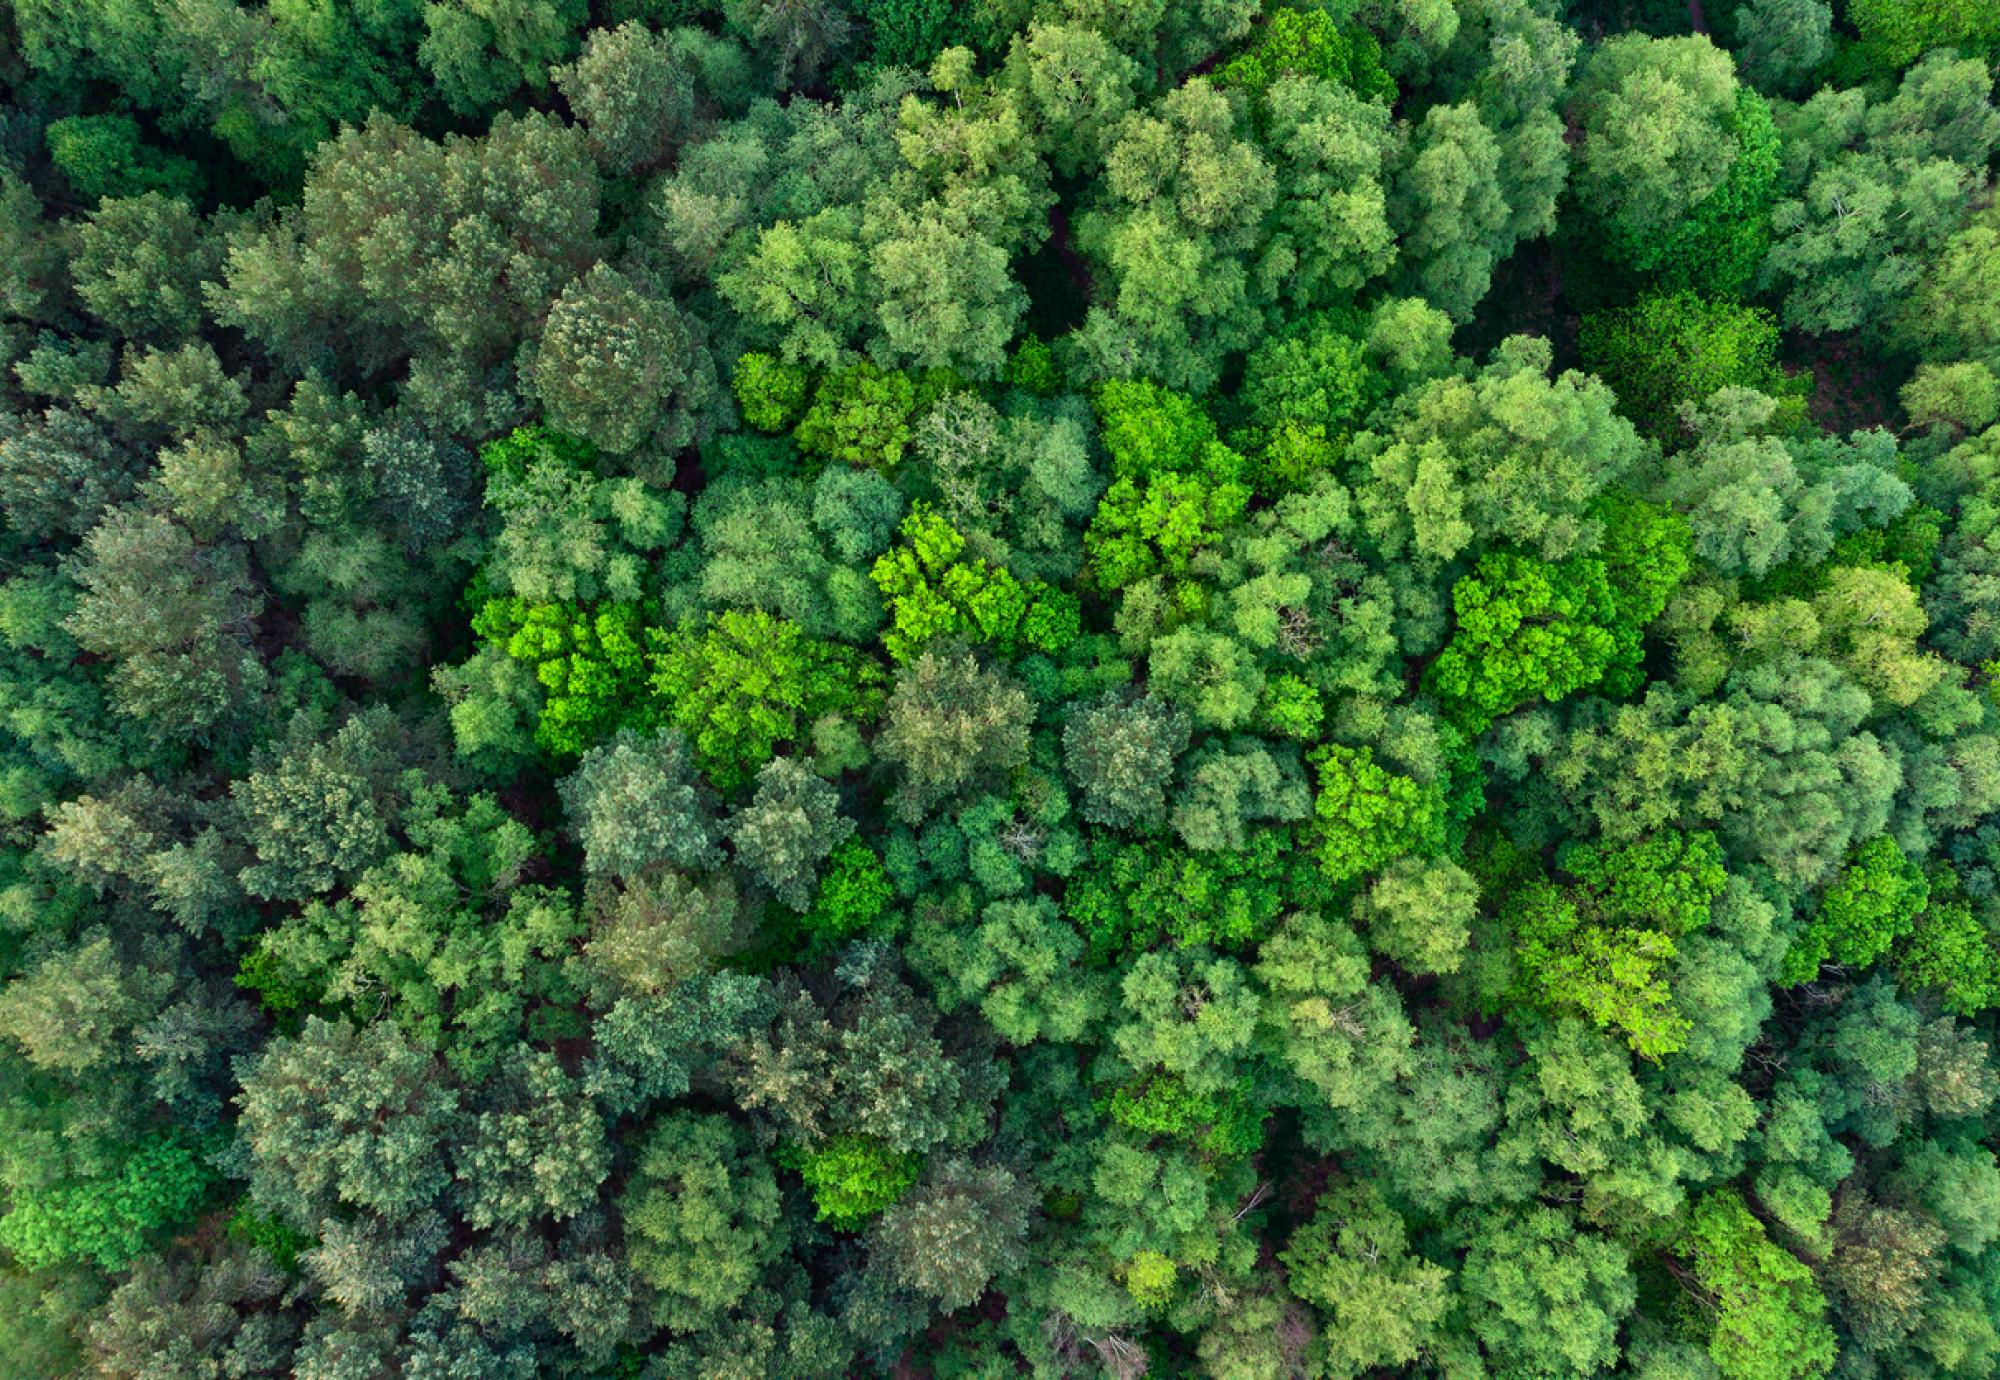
[7,0,2000,1376]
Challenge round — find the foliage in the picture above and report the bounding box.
[0,1135,214,1269]
[1580,292,1793,443]
[1211,9,1393,106]
[794,1134,921,1228]
[1782,834,1930,983]
[1307,744,1445,886]
[6,6,2000,1376]
[1681,1191,1838,1380]
[650,609,886,788]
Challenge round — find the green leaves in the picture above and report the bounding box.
[1681,1191,1837,1380]
[794,1134,921,1227]
[1783,834,1931,983]
[1212,9,1393,106]
[1307,744,1444,886]
[0,1134,215,1269]
[871,505,1077,662]
[476,598,653,758]
[650,608,886,788]
[1282,1183,1450,1377]
[1427,551,1621,733]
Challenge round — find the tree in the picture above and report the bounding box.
[793,361,919,469]
[620,1110,787,1332]
[649,609,886,789]
[877,650,1032,823]
[800,836,895,940]
[1664,390,1909,581]
[558,728,723,877]
[1579,293,1792,444]
[0,1134,215,1271]
[1281,1182,1449,1377]
[1426,551,1622,733]
[70,193,220,342]
[455,1047,608,1229]
[1170,739,1312,853]
[1679,1191,1837,1380]
[474,599,655,756]
[1067,79,1277,394]
[1848,0,2000,71]
[232,708,413,904]
[1735,0,1832,96]
[1390,101,1558,323]
[722,0,854,89]
[1764,56,2000,336]
[1062,693,1189,830]
[86,1241,297,1379]
[1238,316,1385,438]
[555,22,693,174]
[1782,834,1929,982]
[522,264,718,456]
[63,508,265,739]
[419,0,585,117]
[1351,336,1646,564]
[796,1133,921,1227]
[249,786,586,1078]
[733,352,811,433]
[1308,744,1445,886]
[1355,856,1479,975]
[873,1157,1031,1310]
[213,111,600,397]
[45,114,203,202]
[234,1016,462,1228]
[1211,9,1393,104]
[1144,626,1265,731]
[727,757,853,910]
[872,505,1078,661]
[1000,23,1140,178]
[1569,37,1757,279]
[1069,826,1319,954]
[908,893,1107,1044]
[1457,1204,1636,1380]
[580,871,748,1004]
[1896,204,2000,372]
[1823,1193,1946,1353]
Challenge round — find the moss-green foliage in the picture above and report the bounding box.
[1429,496,1690,730]
[1506,831,1728,1059]
[871,505,1079,662]
[794,1134,921,1227]
[475,597,653,757]
[45,115,202,202]
[1848,0,2000,70]
[1212,8,1394,106]
[801,836,894,940]
[1651,91,1781,298]
[1066,825,1323,955]
[8,6,2000,1377]
[0,1135,215,1269]
[795,362,922,469]
[1308,745,1445,886]
[1427,551,1622,732]
[650,608,886,789]
[1580,292,1796,443]
[1101,1072,1262,1157]
[733,351,812,433]
[1896,893,2000,1015]
[1093,380,1240,481]
[1783,834,1931,983]
[1683,1191,1838,1380]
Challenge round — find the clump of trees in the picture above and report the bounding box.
[4,3,2000,1378]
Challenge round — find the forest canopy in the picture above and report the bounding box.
[4,1,2000,1378]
